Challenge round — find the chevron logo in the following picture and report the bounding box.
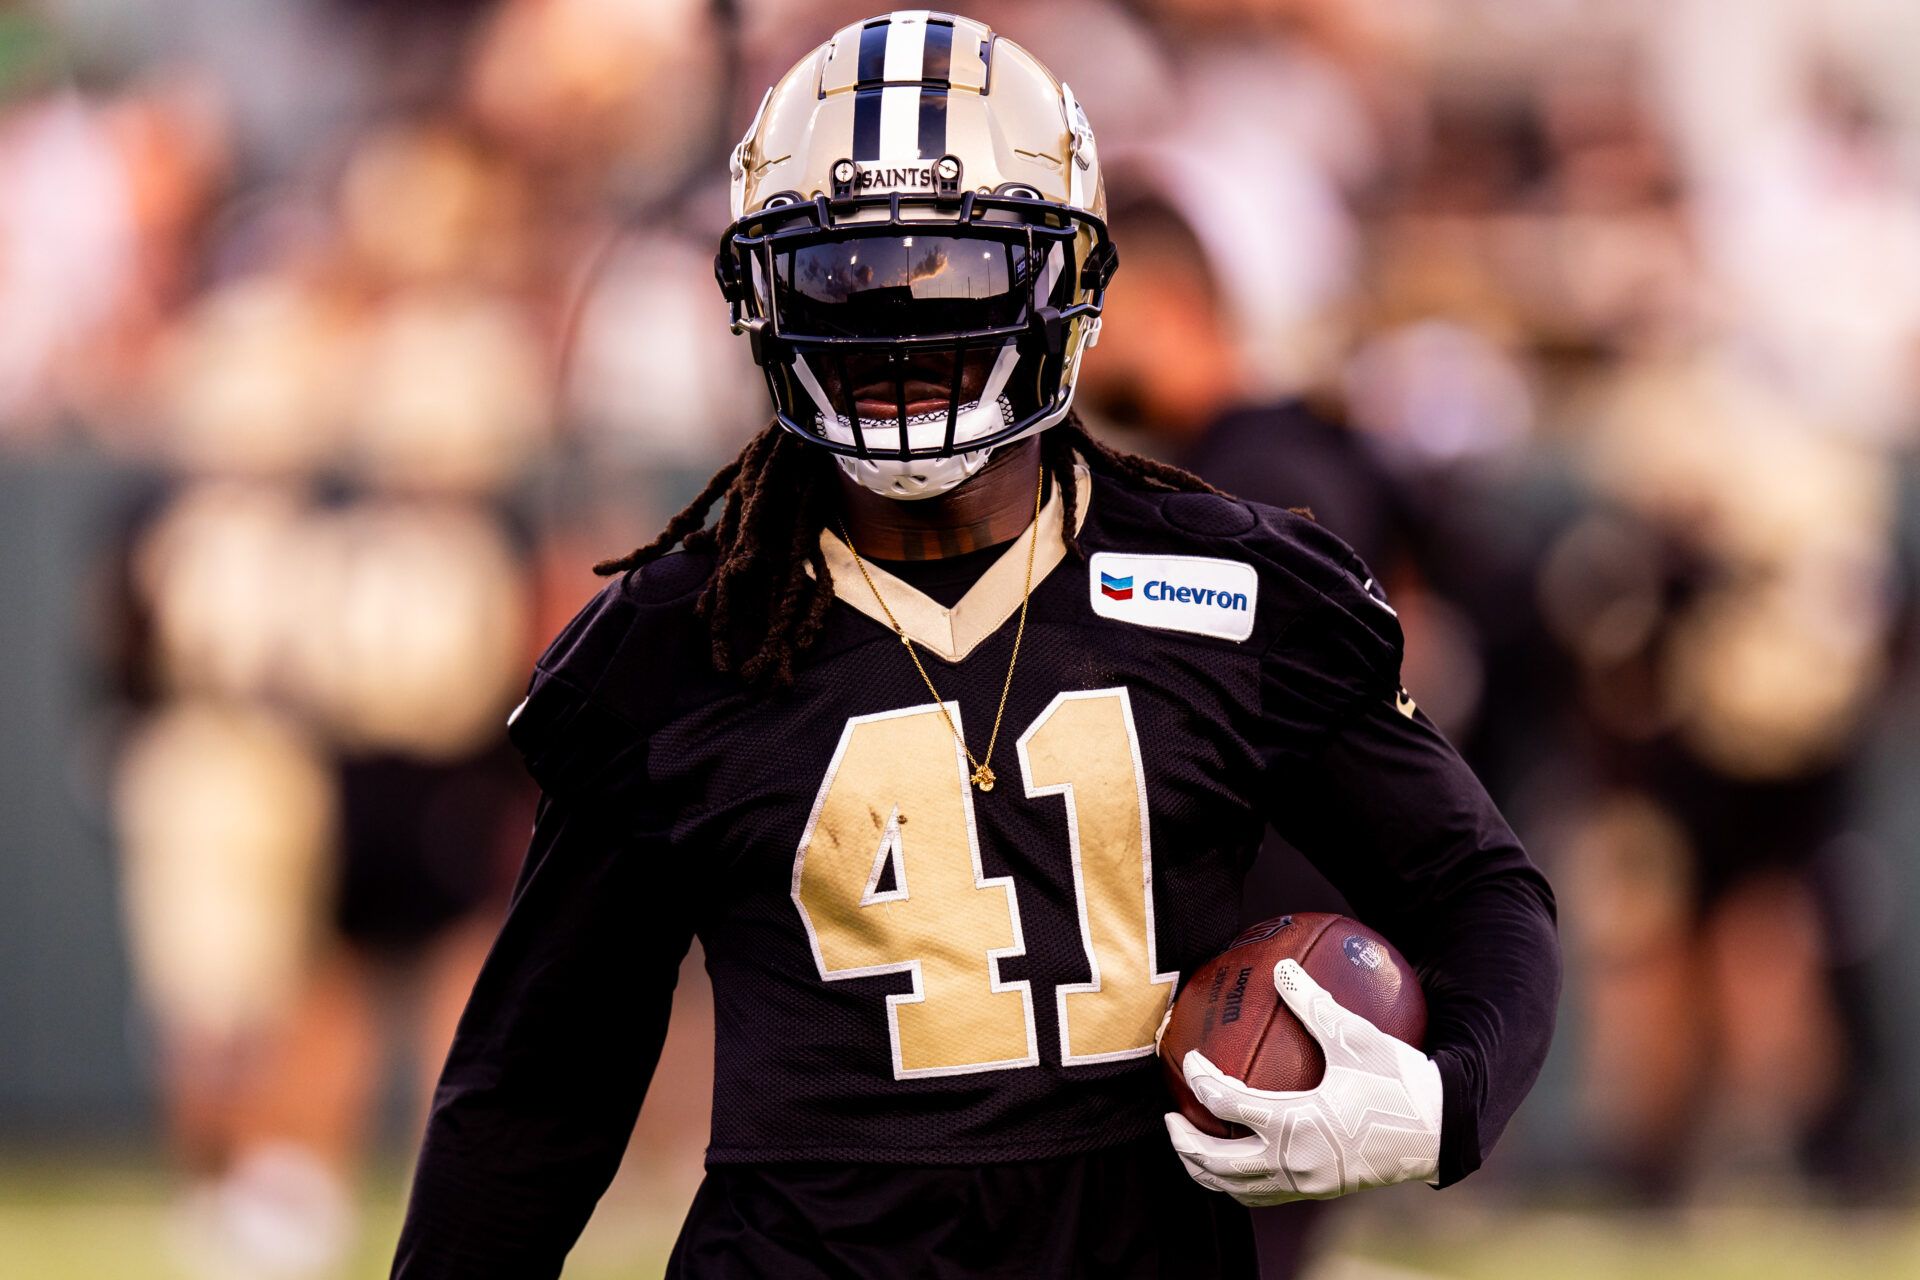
[1088,551,1258,643]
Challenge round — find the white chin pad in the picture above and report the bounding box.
[836,448,992,500]
[823,394,1014,501]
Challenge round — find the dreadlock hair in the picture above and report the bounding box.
[594,411,1222,688]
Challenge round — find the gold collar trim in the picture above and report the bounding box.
[818,455,1093,663]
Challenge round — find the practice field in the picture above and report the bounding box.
[3,1161,1917,1279]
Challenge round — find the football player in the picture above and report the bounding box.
[393,13,1560,1279]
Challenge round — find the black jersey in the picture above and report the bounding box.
[394,466,1559,1278]
[663,1132,1255,1280]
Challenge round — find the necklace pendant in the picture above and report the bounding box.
[971,764,995,792]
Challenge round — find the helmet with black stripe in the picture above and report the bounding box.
[716,11,1118,500]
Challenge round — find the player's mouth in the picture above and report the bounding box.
[827,351,996,421]
[855,384,955,419]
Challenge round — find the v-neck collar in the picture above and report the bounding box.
[818,456,1093,663]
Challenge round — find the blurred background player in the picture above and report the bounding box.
[105,119,545,1273]
[113,487,534,1275]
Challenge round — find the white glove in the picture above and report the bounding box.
[1164,958,1444,1206]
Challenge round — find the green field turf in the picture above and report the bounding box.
[2,1161,1917,1279]
[1325,1198,1920,1280]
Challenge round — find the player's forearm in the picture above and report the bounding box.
[1330,738,1559,1184]
[393,1025,670,1278]
[1272,702,1561,1186]
[392,796,692,1276]
[394,1123,618,1279]
[393,975,680,1277]
[1409,871,1559,1184]
[1339,751,1560,1184]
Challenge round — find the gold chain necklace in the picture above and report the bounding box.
[836,464,1045,792]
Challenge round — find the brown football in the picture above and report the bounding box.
[1159,913,1427,1138]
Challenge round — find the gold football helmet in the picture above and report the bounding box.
[716,11,1118,499]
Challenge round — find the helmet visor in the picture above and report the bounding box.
[766,233,1036,340]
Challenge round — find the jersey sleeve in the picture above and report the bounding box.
[1249,519,1560,1187]
[394,559,713,1278]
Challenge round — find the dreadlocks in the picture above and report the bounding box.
[594,412,1221,687]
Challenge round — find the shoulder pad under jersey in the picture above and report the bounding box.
[507,550,717,799]
[1101,481,1404,735]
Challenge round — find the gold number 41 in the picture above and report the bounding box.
[792,688,1177,1079]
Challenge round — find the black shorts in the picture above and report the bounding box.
[666,1136,1256,1279]
[334,745,530,952]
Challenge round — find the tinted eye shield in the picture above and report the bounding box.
[716,191,1119,460]
[773,235,1034,341]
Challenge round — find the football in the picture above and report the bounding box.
[1159,913,1428,1138]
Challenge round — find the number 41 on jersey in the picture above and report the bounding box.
[793,688,1176,1079]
